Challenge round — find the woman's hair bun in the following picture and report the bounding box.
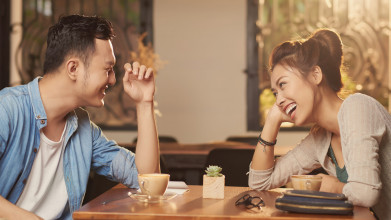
[269,28,344,92]
[310,29,343,68]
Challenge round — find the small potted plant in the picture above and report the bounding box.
[202,165,225,199]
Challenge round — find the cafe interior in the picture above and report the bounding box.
[0,0,389,219]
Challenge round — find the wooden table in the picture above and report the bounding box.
[74,184,375,220]
[83,142,293,204]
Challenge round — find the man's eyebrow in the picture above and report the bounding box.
[105,61,115,66]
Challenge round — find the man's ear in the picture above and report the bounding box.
[310,66,323,85]
[66,59,80,80]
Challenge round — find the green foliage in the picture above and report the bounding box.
[260,88,276,114]
[259,88,276,125]
[339,71,357,99]
[205,165,223,177]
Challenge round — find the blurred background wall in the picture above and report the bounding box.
[104,0,308,145]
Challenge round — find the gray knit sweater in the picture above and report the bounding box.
[248,93,391,220]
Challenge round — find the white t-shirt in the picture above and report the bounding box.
[16,123,68,219]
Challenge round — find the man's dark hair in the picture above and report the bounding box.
[43,15,115,74]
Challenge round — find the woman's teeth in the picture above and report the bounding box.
[285,104,297,115]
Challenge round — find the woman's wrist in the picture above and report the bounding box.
[262,117,281,139]
[257,116,281,154]
[257,133,277,152]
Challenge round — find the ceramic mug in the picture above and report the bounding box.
[291,175,322,191]
[138,173,170,196]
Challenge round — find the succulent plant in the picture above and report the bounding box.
[205,165,223,177]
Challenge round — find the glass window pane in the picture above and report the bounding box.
[257,0,390,128]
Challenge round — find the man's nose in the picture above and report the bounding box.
[109,72,116,86]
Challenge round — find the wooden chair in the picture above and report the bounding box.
[226,135,258,146]
[203,148,254,187]
[133,135,178,143]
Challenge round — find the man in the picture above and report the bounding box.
[0,15,160,219]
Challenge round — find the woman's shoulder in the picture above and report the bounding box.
[343,93,378,103]
[340,93,384,113]
[339,93,391,128]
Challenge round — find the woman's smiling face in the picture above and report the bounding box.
[270,64,318,126]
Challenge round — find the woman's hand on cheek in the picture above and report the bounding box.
[318,174,345,194]
[266,103,293,125]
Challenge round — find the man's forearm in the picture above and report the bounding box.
[0,196,42,220]
[134,102,160,174]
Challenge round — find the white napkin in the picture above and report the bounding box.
[166,181,189,195]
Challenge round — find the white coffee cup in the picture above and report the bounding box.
[291,175,322,191]
[138,173,170,196]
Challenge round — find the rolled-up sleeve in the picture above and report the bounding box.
[111,148,139,188]
[248,166,274,190]
[249,132,323,190]
[90,122,139,188]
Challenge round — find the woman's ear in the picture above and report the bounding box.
[66,59,80,81]
[310,66,323,85]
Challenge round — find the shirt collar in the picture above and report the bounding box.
[27,77,79,132]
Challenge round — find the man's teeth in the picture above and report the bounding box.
[285,104,297,115]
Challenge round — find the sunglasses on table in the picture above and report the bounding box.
[235,194,265,209]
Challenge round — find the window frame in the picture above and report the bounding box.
[0,0,10,90]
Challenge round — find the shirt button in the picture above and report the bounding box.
[33,148,38,153]
[22,179,27,184]
[40,120,45,124]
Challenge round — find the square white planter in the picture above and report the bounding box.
[202,175,225,199]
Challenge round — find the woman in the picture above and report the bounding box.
[248,28,391,220]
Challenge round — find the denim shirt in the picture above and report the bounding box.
[0,77,139,219]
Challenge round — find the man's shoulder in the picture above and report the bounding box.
[0,84,30,112]
[0,84,29,101]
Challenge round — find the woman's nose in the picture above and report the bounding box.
[276,95,285,107]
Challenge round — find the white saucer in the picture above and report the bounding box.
[128,191,177,203]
